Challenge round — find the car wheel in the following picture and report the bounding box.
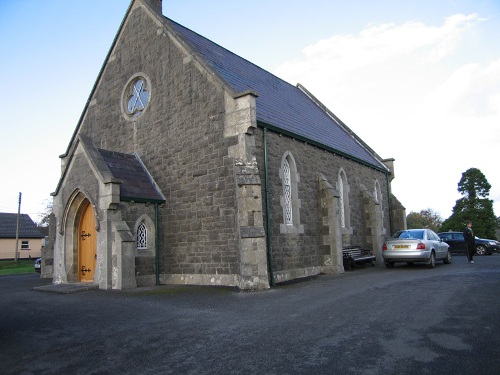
[443,250,452,264]
[385,262,394,269]
[426,253,436,269]
[476,245,487,255]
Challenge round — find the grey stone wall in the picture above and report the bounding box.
[254,127,391,281]
[41,213,56,279]
[390,193,407,233]
[120,202,157,285]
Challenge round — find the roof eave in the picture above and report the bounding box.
[257,120,389,174]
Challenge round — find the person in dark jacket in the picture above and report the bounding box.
[463,220,475,263]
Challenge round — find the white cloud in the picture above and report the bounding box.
[274,13,500,219]
[276,13,482,82]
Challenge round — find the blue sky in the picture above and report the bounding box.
[1,0,499,225]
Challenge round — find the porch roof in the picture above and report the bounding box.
[97,149,165,204]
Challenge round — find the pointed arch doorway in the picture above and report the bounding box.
[78,201,96,282]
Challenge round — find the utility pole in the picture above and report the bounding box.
[14,192,21,263]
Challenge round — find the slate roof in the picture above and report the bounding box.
[0,213,44,238]
[167,18,387,171]
[97,149,165,203]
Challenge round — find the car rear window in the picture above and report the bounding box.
[394,230,424,240]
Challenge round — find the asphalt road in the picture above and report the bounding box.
[1,254,499,375]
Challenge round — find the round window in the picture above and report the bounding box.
[122,74,151,118]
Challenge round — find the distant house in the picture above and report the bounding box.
[48,0,406,291]
[0,213,44,260]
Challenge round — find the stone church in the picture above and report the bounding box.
[44,0,406,290]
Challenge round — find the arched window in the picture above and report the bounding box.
[136,222,147,249]
[338,169,350,229]
[374,180,382,210]
[339,177,345,227]
[134,214,156,256]
[280,152,304,234]
[283,158,293,225]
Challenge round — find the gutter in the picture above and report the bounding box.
[257,120,388,174]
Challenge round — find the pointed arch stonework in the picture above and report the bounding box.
[361,183,385,265]
[318,174,344,273]
[56,190,99,284]
[337,168,353,245]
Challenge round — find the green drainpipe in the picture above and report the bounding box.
[155,203,160,285]
[263,127,275,286]
[386,172,393,235]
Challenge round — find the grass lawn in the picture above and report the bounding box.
[0,259,37,276]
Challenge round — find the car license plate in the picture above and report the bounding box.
[394,245,410,249]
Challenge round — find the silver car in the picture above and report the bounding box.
[383,229,452,269]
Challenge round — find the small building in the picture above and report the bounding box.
[47,0,406,290]
[0,213,44,260]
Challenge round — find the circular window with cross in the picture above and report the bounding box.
[122,74,151,119]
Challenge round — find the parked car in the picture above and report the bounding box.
[438,231,500,255]
[34,258,41,273]
[383,229,451,269]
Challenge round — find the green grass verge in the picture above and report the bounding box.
[0,259,37,275]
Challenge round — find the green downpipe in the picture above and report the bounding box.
[155,203,160,285]
[263,127,275,286]
[386,172,393,235]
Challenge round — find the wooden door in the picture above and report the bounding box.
[78,203,96,282]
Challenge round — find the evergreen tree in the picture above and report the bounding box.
[441,168,497,239]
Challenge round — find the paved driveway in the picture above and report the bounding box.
[1,254,500,375]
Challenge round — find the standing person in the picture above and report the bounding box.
[463,220,475,263]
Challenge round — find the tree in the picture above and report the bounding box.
[441,168,497,239]
[458,167,491,199]
[406,209,443,232]
[36,199,53,227]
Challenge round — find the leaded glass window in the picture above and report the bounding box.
[123,75,151,118]
[339,177,346,227]
[283,158,293,225]
[137,222,147,249]
[280,152,303,234]
[374,180,382,210]
[127,78,149,116]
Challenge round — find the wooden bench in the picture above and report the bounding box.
[342,246,376,271]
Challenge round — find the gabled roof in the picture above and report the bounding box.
[60,0,387,173]
[53,135,166,202]
[166,18,388,172]
[97,149,166,203]
[0,213,44,239]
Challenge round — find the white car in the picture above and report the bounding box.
[383,229,452,269]
[34,258,41,273]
